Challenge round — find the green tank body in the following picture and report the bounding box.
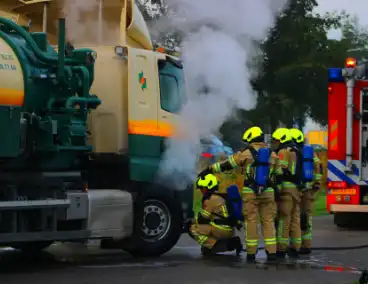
[0,17,100,170]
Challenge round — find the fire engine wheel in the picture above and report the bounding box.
[11,241,53,253]
[334,213,349,228]
[334,213,368,229]
[125,186,183,257]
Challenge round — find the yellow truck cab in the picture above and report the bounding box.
[0,0,190,257]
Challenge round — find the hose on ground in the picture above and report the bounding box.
[240,243,368,252]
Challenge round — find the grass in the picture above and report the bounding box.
[313,189,328,217]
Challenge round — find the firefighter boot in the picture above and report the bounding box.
[287,247,299,259]
[266,251,277,262]
[201,239,228,256]
[201,246,212,256]
[299,247,312,255]
[246,246,260,262]
[226,236,243,255]
[246,253,256,262]
[276,251,286,259]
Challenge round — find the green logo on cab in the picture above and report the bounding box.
[138,71,147,90]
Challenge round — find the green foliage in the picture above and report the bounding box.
[248,0,359,128]
[340,14,368,65]
[136,0,167,22]
[314,190,327,216]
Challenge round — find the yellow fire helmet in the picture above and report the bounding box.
[242,126,263,143]
[272,128,292,144]
[290,128,304,143]
[196,174,219,190]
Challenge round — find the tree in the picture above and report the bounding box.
[136,0,167,22]
[136,0,183,50]
[249,0,346,128]
[340,14,368,63]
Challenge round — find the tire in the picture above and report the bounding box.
[333,212,366,229]
[125,186,183,257]
[11,241,53,253]
[334,213,352,228]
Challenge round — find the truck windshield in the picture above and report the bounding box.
[158,59,186,113]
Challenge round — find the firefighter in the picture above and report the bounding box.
[289,128,322,255]
[198,126,278,262]
[189,174,243,256]
[272,128,301,258]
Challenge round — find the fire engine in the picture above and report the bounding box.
[327,57,368,228]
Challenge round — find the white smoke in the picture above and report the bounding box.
[158,0,289,189]
[303,117,327,133]
[59,0,120,45]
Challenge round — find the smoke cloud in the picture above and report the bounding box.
[158,0,289,189]
[58,0,120,45]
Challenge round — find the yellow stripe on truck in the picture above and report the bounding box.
[0,88,24,106]
[329,121,338,150]
[128,120,174,137]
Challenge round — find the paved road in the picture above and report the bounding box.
[1,216,368,284]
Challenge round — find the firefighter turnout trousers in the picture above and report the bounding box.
[242,187,277,254]
[300,189,318,249]
[189,223,234,249]
[277,184,302,252]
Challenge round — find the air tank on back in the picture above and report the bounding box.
[0,16,100,170]
[254,147,270,186]
[302,145,315,182]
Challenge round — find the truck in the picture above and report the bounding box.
[327,57,368,228]
[306,130,328,148]
[0,0,193,257]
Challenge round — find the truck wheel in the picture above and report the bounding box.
[11,241,53,253]
[334,213,350,229]
[125,187,183,257]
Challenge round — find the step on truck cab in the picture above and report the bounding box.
[0,0,192,256]
[327,57,368,228]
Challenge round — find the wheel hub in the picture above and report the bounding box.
[145,212,161,230]
[141,200,171,241]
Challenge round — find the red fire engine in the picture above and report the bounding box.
[327,57,368,228]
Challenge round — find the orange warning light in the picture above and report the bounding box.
[345,57,356,68]
[156,47,165,53]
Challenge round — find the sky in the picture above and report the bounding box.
[315,1,367,40]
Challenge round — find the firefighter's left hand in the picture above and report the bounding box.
[313,182,321,190]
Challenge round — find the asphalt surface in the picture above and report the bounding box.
[1,215,368,284]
